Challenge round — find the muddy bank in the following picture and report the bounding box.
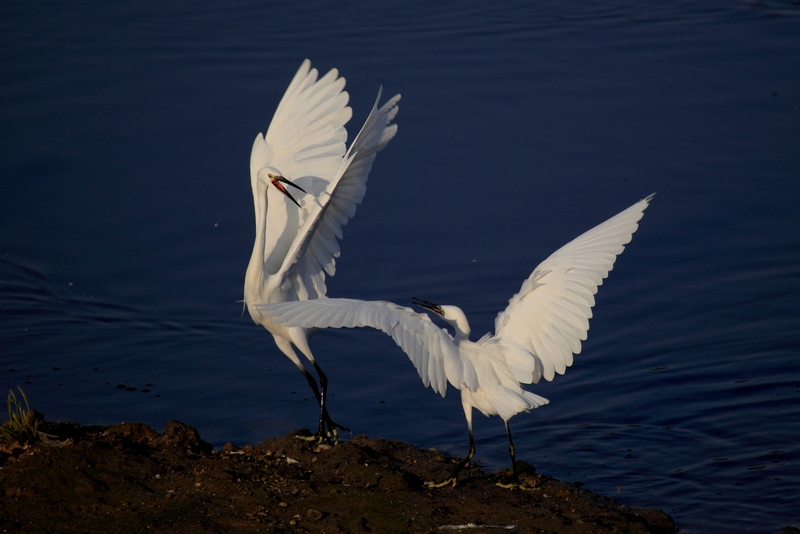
[0,420,677,533]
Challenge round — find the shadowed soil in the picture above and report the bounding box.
[0,420,678,533]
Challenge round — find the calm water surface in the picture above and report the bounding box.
[2,2,799,531]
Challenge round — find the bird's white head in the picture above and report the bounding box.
[412,297,471,342]
[257,166,307,208]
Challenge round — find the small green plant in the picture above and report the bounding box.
[0,386,41,444]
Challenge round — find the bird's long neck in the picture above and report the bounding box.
[263,184,299,275]
[452,323,471,344]
[244,180,269,305]
[443,307,471,344]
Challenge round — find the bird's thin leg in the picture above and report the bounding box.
[292,367,329,441]
[279,333,347,444]
[274,336,329,441]
[312,361,350,440]
[496,421,538,490]
[450,428,476,479]
[300,368,323,404]
[427,425,475,488]
[495,420,520,488]
[507,419,517,478]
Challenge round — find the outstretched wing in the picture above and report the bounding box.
[251,59,352,195]
[276,90,401,300]
[257,298,464,397]
[494,194,654,383]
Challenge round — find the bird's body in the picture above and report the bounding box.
[257,194,654,484]
[245,59,400,439]
[457,335,550,423]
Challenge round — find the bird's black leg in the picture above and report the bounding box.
[451,428,477,480]
[312,362,350,439]
[297,368,326,438]
[428,426,475,488]
[499,420,520,485]
[496,421,537,490]
[299,367,323,404]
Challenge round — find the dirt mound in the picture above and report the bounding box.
[0,420,677,533]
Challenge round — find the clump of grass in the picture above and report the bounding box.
[0,386,41,445]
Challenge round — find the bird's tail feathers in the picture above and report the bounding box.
[521,390,549,410]
[490,388,549,421]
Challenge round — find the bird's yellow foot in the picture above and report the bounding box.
[324,419,350,436]
[295,427,340,445]
[495,480,540,491]
[327,428,339,444]
[294,432,327,445]
[425,477,458,489]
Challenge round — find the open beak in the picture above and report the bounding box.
[270,175,307,208]
[412,296,444,317]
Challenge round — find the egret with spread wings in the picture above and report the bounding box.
[258,194,653,486]
[244,59,400,441]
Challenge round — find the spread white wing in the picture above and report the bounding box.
[257,298,469,397]
[249,59,400,302]
[277,90,401,299]
[250,59,352,194]
[494,194,654,383]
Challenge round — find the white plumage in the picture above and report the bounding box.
[244,59,400,440]
[258,194,654,485]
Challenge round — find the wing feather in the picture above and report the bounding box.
[276,89,400,298]
[254,60,351,189]
[495,194,654,383]
[257,299,459,396]
[249,61,352,298]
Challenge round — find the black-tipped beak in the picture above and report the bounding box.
[412,296,444,317]
[271,175,307,208]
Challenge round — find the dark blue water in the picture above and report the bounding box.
[2,1,799,531]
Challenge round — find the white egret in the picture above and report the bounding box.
[257,194,654,486]
[244,59,400,441]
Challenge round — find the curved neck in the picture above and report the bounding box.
[443,307,471,343]
[452,322,471,343]
[244,181,268,304]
